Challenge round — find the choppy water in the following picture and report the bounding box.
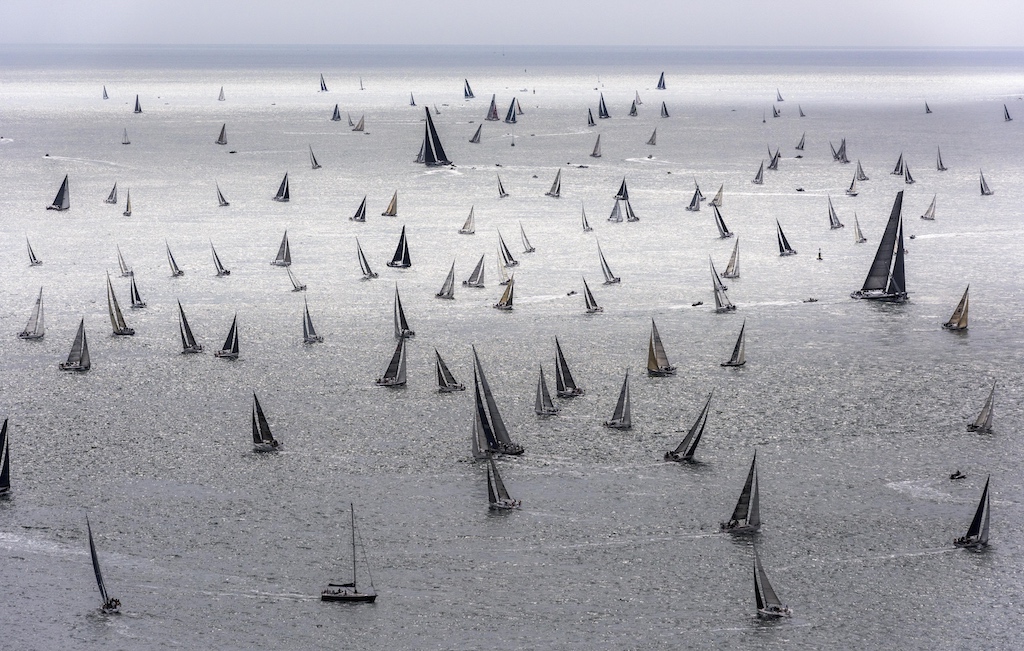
[1,46,1022,650]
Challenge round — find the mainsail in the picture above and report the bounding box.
[216,183,230,207]
[660,102,669,118]
[979,170,993,196]
[851,191,907,302]
[122,189,132,217]
[216,123,227,145]
[582,277,602,313]
[27,238,42,266]
[711,258,735,312]
[117,245,133,277]
[493,275,514,310]
[936,147,947,172]
[469,124,482,144]
[309,145,322,170]
[954,476,991,548]
[214,314,239,358]
[128,277,145,308]
[921,194,937,220]
[381,191,398,216]
[713,204,733,238]
[166,243,185,276]
[331,104,341,121]
[252,394,280,449]
[504,98,517,124]
[105,182,118,204]
[598,93,610,119]
[519,222,535,253]
[464,78,474,99]
[752,161,764,185]
[795,133,805,151]
[350,196,368,222]
[657,72,666,90]
[646,129,657,146]
[497,174,509,198]
[853,214,867,243]
[498,232,518,267]
[211,242,230,276]
[591,134,602,158]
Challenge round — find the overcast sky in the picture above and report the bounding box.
[2,1,1021,47]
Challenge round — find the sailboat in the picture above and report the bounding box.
[350,196,368,222]
[320,74,328,92]
[18,288,45,340]
[603,369,632,430]
[767,148,780,171]
[596,240,620,284]
[122,189,132,217]
[966,382,995,433]
[302,299,323,343]
[381,191,397,216]
[393,285,415,338]
[86,516,121,613]
[685,188,701,212]
[586,107,596,126]
[794,133,805,151]
[497,174,509,198]
[485,94,499,120]
[582,277,602,313]
[27,238,42,266]
[133,95,142,113]
[979,170,993,196]
[356,239,378,279]
[954,477,991,549]
[936,147,947,172]
[598,93,610,119]
[776,89,784,102]
[629,100,638,117]
[827,196,845,229]
[321,504,378,602]
[418,108,451,166]
[105,182,118,204]
[331,104,342,122]
[850,191,907,302]
[836,139,849,163]
[657,72,666,89]
[545,169,562,198]
[853,214,867,243]
[591,134,602,157]
[504,98,517,124]
[942,286,969,330]
[0,419,9,494]
[436,262,456,299]
[250,394,281,451]
[608,200,623,223]
[121,128,130,145]
[721,452,761,534]
[214,314,239,358]
[904,163,915,184]
[469,124,482,144]
[776,220,797,256]
[925,101,932,114]
[409,92,416,106]
[59,318,90,371]
[352,115,365,132]
[711,258,736,313]
[218,86,225,101]
[375,339,407,387]
[471,346,524,455]
[216,183,230,207]
[722,237,740,278]
[434,349,465,392]
[216,123,227,145]
[664,392,713,462]
[581,204,593,232]
[647,320,676,376]
[772,105,780,118]
[891,153,904,175]
[387,226,412,268]
[712,205,734,238]
[614,177,629,200]
[47,175,70,211]
[106,273,134,336]
[710,185,723,207]
[534,366,560,416]
[921,194,937,220]
[459,207,475,234]
[487,458,521,510]
[166,243,185,276]
[1003,104,1012,122]
[286,267,306,292]
[493,275,514,310]
[273,172,290,202]
[554,337,584,397]
[463,78,474,99]
[204,242,230,277]
[846,174,859,197]
[753,548,791,618]
[752,161,764,185]
[102,85,108,100]
[799,105,805,117]
[304,146,321,172]
[498,232,519,267]
[178,301,202,353]
[496,254,510,286]
[855,159,869,181]
[117,245,133,276]
[621,199,640,223]
[660,102,669,118]
[634,90,643,106]
[463,255,485,288]
[721,320,747,366]
[519,223,535,253]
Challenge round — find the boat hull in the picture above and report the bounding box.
[253,443,281,452]
[953,537,987,549]
[58,363,89,372]
[270,261,291,267]
[18,332,44,340]
[757,606,792,619]
[941,323,967,331]
[214,351,238,359]
[720,522,759,535]
[664,451,694,462]
[603,420,631,430]
[489,500,521,511]
[304,336,324,344]
[375,378,406,387]
[850,290,907,302]
[721,360,746,367]
[320,591,377,603]
[647,367,676,377]
[493,304,513,311]
[113,328,135,336]
[181,345,203,354]
[438,384,466,393]
[386,261,411,268]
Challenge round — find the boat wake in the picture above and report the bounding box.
[42,155,121,167]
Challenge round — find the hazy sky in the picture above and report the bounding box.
[2,0,1022,47]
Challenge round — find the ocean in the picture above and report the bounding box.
[0,45,1022,650]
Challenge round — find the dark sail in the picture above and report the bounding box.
[420,108,451,166]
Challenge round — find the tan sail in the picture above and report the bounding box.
[942,286,969,330]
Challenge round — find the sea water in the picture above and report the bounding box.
[0,46,1022,650]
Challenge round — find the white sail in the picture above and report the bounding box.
[286,267,306,291]
[122,128,130,145]
[436,262,456,299]
[218,86,225,101]
[722,237,740,278]
[711,258,735,312]
[381,191,397,216]
[485,94,498,120]
[921,194,937,220]
[352,115,365,132]
[309,145,322,170]
[545,169,562,198]
[647,319,675,376]
[966,381,994,433]
[497,174,509,198]
[581,204,592,232]
[519,222,535,253]
[463,254,485,288]
[122,189,132,217]
[710,185,723,207]
[853,214,867,243]
[116,245,133,277]
[459,206,476,234]
[493,275,514,310]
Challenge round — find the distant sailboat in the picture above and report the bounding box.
[122,189,132,217]
[462,254,485,287]
[485,94,499,120]
[0,419,9,494]
[102,85,108,100]
[921,194,937,220]
[350,196,368,222]
[352,115,365,132]
[459,207,476,234]
[711,258,736,312]
[647,319,676,376]
[712,205,733,238]
[598,93,610,119]
[418,108,451,166]
[86,516,121,613]
[214,314,239,359]
[387,226,412,268]
[596,240,620,284]
[629,100,638,117]
[966,382,995,434]
[218,86,225,101]
[27,238,42,266]
[646,128,657,146]
[582,277,602,313]
[309,145,322,170]
[942,286,969,331]
[435,349,465,392]
[106,273,134,336]
[320,74,328,92]
[657,72,666,90]
[795,133,805,150]
[356,239,378,279]
[134,95,142,113]
[767,148,780,171]
[721,452,761,534]
[116,245,133,277]
[1003,104,1012,122]
[581,204,593,232]
[409,92,416,106]
[534,366,560,416]
[554,337,584,397]
[954,476,991,549]
[710,185,723,207]
[664,392,713,462]
[331,104,342,122]
[855,159,869,181]
[776,220,797,256]
[798,105,805,117]
[603,369,632,430]
[660,102,669,118]
[105,182,118,204]
[18,287,45,340]
[273,172,290,202]
[493,275,514,310]
[891,153,904,175]
[302,299,323,343]
[591,134,602,157]
[846,174,859,197]
[545,169,562,198]
[608,200,622,223]
[393,285,415,338]
[904,163,915,184]
[271,231,292,266]
[487,458,521,510]
[721,320,747,367]
[251,394,281,451]
[216,123,227,145]
[436,261,456,299]
[936,147,947,171]
[121,128,130,145]
[614,177,629,200]
[469,124,482,144]
[587,108,596,126]
[519,222,535,253]
[852,214,868,244]
[772,105,780,118]
[286,267,306,292]
[211,242,230,276]
[178,301,202,353]
[464,78,474,99]
[979,170,993,196]
[497,174,509,198]
[925,101,932,114]
[498,232,518,267]
[381,191,397,216]
[166,243,185,276]
[753,548,791,618]
[851,192,907,301]
[722,237,740,278]
[471,346,524,455]
[59,318,90,371]
[835,138,849,163]
[827,195,845,229]
[320,503,378,603]
[776,89,784,102]
[47,175,70,211]
[752,161,764,185]
[504,98,517,124]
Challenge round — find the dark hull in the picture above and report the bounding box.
[321,591,377,603]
